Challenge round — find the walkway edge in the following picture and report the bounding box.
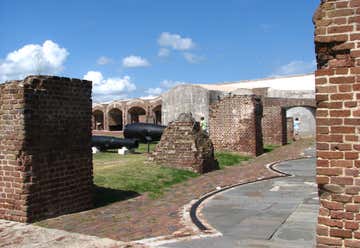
[136,155,315,247]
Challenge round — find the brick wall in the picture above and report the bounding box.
[314,0,360,247]
[286,117,294,144]
[209,95,263,156]
[262,97,316,146]
[262,107,286,146]
[150,113,219,173]
[0,76,93,223]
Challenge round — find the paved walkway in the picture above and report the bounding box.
[162,158,318,248]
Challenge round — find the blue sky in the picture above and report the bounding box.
[0,0,319,102]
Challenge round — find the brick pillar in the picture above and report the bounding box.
[209,95,263,156]
[262,106,286,146]
[0,76,93,223]
[314,0,360,247]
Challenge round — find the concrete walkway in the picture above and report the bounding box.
[161,158,318,248]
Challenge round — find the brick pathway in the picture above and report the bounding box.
[36,139,314,242]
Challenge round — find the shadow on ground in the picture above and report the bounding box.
[93,185,140,208]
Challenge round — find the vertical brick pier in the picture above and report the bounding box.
[0,76,93,222]
[314,0,360,247]
[209,95,263,156]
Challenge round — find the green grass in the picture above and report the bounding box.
[215,151,251,169]
[264,144,281,153]
[93,144,198,206]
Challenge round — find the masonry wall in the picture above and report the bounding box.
[209,95,263,156]
[286,117,294,144]
[262,97,316,145]
[0,76,93,222]
[314,0,360,247]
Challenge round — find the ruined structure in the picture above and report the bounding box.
[93,74,316,155]
[92,97,161,132]
[149,113,219,173]
[209,95,263,156]
[314,0,360,246]
[0,76,93,222]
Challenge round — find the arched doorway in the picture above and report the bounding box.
[286,106,315,138]
[93,110,104,130]
[128,106,146,124]
[108,108,123,131]
[152,105,162,125]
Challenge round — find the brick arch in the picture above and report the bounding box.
[127,105,147,124]
[285,106,316,138]
[151,104,162,125]
[92,105,106,130]
[107,108,123,131]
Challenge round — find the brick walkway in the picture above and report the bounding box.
[36,139,314,242]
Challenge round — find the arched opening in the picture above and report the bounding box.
[108,108,123,131]
[93,110,104,130]
[128,106,146,124]
[286,106,316,138]
[152,105,162,125]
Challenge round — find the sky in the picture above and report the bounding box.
[0,0,319,102]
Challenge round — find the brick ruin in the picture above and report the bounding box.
[314,0,360,247]
[92,97,162,132]
[262,97,316,146]
[149,113,219,174]
[0,76,93,222]
[209,95,264,156]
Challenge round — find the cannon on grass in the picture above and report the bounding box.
[92,135,139,152]
[123,123,166,152]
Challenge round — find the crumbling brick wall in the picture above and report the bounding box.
[262,97,316,146]
[149,113,219,173]
[286,117,294,144]
[314,0,360,247]
[262,107,286,146]
[209,95,263,156]
[0,76,93,222]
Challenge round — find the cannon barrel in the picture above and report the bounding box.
[92,136,139,151]
[123,123,166,142]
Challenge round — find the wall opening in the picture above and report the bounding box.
[93,110,104,130]
[286,106,315,138]
[153,105,162,125]
[128,106,146,123]
[108,108,123,131]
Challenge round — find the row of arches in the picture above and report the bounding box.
[92,105,162,131]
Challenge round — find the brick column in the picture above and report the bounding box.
[0,76,93,223]
[314,0,360,247]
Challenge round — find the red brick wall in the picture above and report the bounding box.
[209,95,263,156]
[150,113,219,173]
[286,117,294,144]
[262,97,316,146]
[262,107,286,146]
[314,0,360,246]
[0,76,93,223]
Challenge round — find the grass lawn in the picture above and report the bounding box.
[93,143,252,206]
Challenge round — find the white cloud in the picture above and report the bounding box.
[158,32,195,51]
[0,40,69,82]
[160,79,187,88]
[145,87,163,95]
[272,60,316,76]
[97,56,112,65]
[183,52,204,64]
[122,55,150,68]
[158,48,170,57]
[83,70,136,102]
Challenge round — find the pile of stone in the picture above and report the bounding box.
[149,113,219,174]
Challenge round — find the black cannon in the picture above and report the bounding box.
[123,123,166,143]
[92,135,139,151]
